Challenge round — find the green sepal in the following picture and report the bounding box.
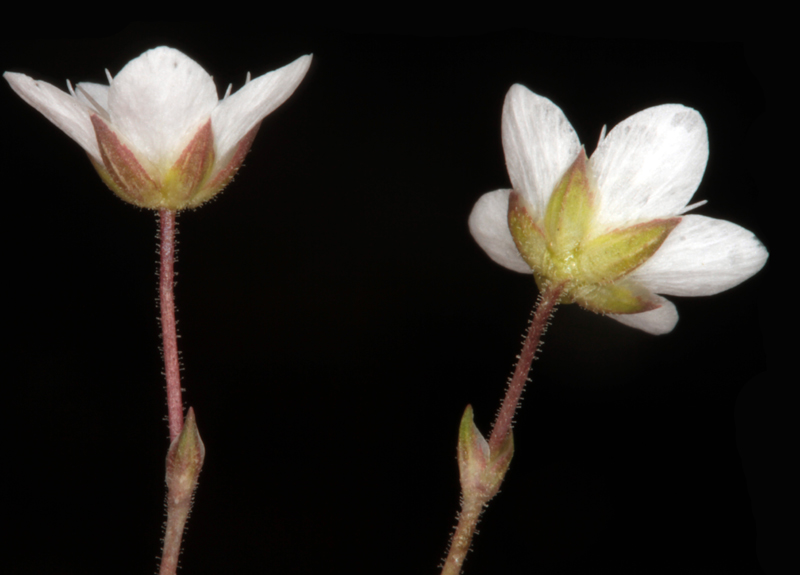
[91,114,159,208]
[577,217,681,284]
[162,119,216,209]
[544,149,594,257]
[191,123,260,208]
[572,279,661,314]
[504,153,679,318]
[508,191,548,274]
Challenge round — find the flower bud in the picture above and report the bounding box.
[457,405,513,503]
[165,407,205,506]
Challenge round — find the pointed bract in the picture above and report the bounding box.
[457,405,513,503]
[470,84,768,334]
[165,407,206,503]
[5,47,312,210]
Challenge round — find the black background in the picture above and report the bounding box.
[1,25,788,575]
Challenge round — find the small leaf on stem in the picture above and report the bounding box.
[165,407,205,505]
[457,405,514,504]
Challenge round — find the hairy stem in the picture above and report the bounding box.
[488,282,563,453]
[158,499,190,575]
[158,211,204,575]
[439,282,563,575]
[159,209,184,441]
[440,496,484,575]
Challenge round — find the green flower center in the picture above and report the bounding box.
[507,151,680,314]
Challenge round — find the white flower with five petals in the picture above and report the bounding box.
[469,84,768,334]
[4,47,312,210]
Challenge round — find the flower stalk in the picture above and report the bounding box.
[488,281,563,453]
[440,282,562,575]
[441,495,484,575]
[5,46,313,575]
[159,209,184,441]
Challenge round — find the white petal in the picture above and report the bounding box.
[74,82,109,116]
[107,47,218,168]
[501,84,581,219]
[468,189,531,273]
[212,54,312,163]
[589,104,708,226]
[626,214,768,296]
[4,71,100,162]
[607,296,678,335]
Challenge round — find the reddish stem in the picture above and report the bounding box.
[159,209,184,441]
[158,508,186,575]
[487,282,563,454]
[439,282,564,575]
[440,496,484,575]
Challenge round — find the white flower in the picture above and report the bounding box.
[4,47,312,210]
[469,84,768,335]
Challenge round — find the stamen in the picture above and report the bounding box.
[680,200,708,214]
[596,125,607,151]
[66,79,76,97]
[77,84,111,122]
[105,68,113,84]
[224,83,232,99]
[245,71,251,84]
